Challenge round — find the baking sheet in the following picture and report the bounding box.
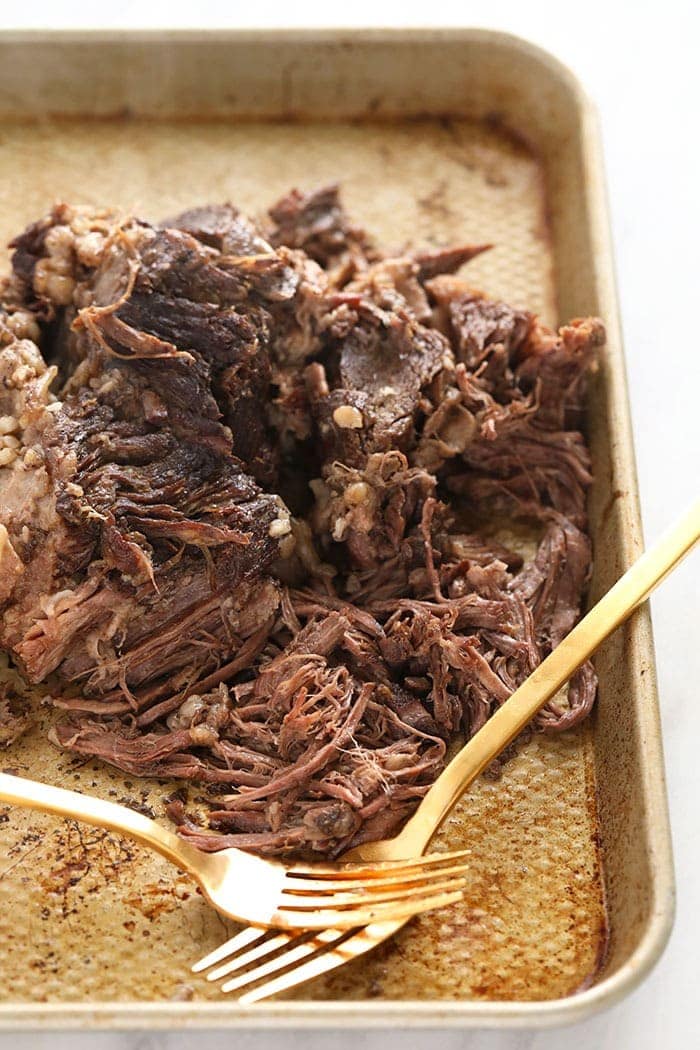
[0,29,673,1028]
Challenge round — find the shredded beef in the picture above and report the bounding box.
[0,187,602,856]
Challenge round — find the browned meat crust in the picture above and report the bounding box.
[0,187,602,856]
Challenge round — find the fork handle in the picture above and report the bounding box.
[0,768,210,878]
[386,498,700,857]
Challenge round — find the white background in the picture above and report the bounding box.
[1,2,698,1047]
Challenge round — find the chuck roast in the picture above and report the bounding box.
[0,187,602,857]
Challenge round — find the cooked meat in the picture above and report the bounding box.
[310,451,436,570]
[165,202,273,257]
[314,309,447,463]
[428,281,532,376]
[51,607,447,857]
[0,680,33,746]
[0,206,291,712]
[0,186,602,856]
[418,282,603,527]
[267,183,374,272]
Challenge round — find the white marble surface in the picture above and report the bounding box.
[1,1,698,1046]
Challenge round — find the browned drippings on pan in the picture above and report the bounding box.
[0,116,606,1004]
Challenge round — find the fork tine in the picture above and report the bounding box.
[205,930,304,982]
[275,888,464,930]
[219,928,345,993]
[191,926,267,973]
[287,847,471,879]
[283,860,470,892]
[206,932,294,979]
[191,870,463,975]
[237,924,390,1004]
[277,874,466,910]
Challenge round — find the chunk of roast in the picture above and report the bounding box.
[1,206,292,708]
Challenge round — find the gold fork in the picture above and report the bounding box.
[194,498,699,1001]
[0,778,471,931]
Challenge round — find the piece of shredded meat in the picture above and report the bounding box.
[0,186,603,856]
[0,679,33,746]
